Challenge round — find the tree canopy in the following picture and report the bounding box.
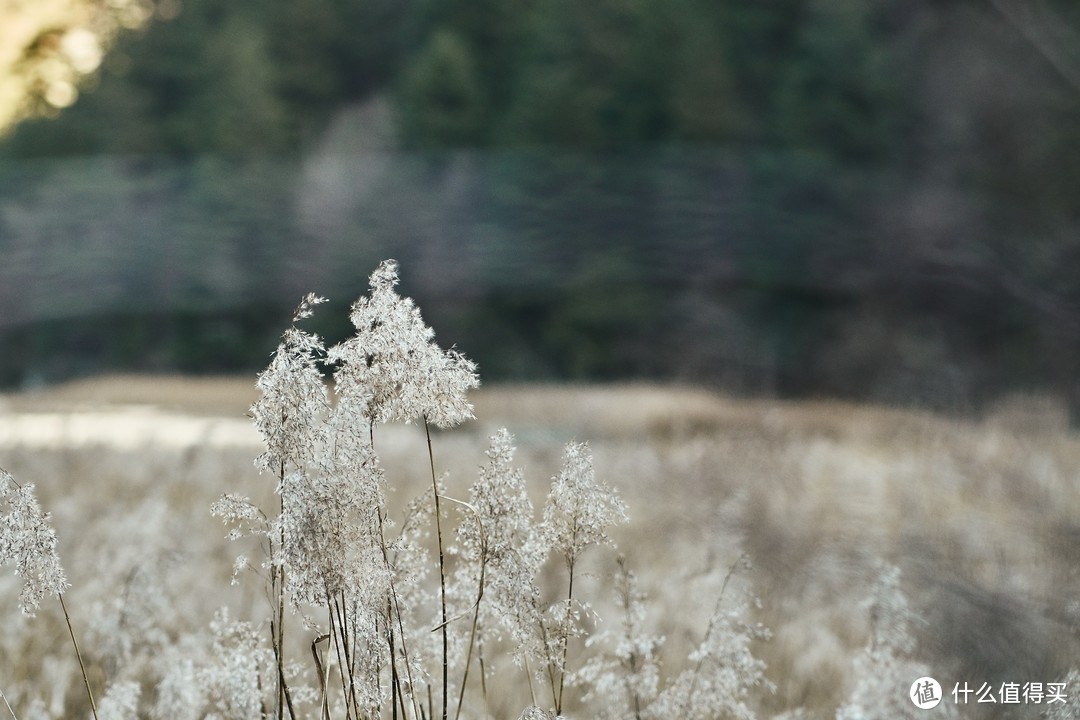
[3,0,1080,410]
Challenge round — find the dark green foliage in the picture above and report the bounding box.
[2,0,1080,412]
[771,0,913,163]
[397,30,486,149]
[1,0,415,156]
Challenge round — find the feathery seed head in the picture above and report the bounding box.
[543,442,628,567]
[328,259,479,428]
[462,428,533,559]
[575,558,663,715]
[97,680,141,720]
[251,307,329,476]
[648,592,773,720]
[292,293,328,322]
[0,469,69,615]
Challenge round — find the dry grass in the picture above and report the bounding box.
[2,377,1079,718]
[1,374,260,416]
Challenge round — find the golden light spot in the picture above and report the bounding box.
[44,79,76,108]
[117,2,153,30]
[61,28,102,75]
[0,0,156,135]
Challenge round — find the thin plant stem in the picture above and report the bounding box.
[311,633,330,720]
[537,617,559,710]
[331,593,353,717]
[387,601,401,720]
[328,595,352,719]
[454,592,483,720]
[276,454,286,720]
[478,647,488,710]
[524,655,538,708]
[555,559,575,716]
[276,460,297,720]
[386,550,420,720]
[373,422,422,720]
[0,685,17,720]
[257,663,269,718]
[423,415,448,720]
[446,498,487,720]
[338,590,361,719]
[59,593,98,720]
[344,604,361,720]
[615,558,643,720]
[685,553,745,710]
[276,569,298,720]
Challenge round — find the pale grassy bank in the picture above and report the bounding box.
[1,376,1077,718]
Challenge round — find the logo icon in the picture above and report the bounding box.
[911,677,943,709]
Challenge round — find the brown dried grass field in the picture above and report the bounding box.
[1,376,1078,718]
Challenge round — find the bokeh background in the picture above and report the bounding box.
[2,0,1080,413]
[6,4,1080,716]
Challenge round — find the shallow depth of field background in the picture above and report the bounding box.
[3,379,1080,718]
[3,0,1080,718]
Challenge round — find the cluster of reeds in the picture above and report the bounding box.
[0,259,992,719]
[205,261,643,719]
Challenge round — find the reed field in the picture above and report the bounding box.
[2,265,1079,719]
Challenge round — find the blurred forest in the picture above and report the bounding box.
[2,0,1080,413]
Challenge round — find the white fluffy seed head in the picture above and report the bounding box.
[460,428,533,560]
[0,469,69,615]
[251,321,329,476]
[327,259,479,428]
[96,680,141,720]
[542,442,628,568]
